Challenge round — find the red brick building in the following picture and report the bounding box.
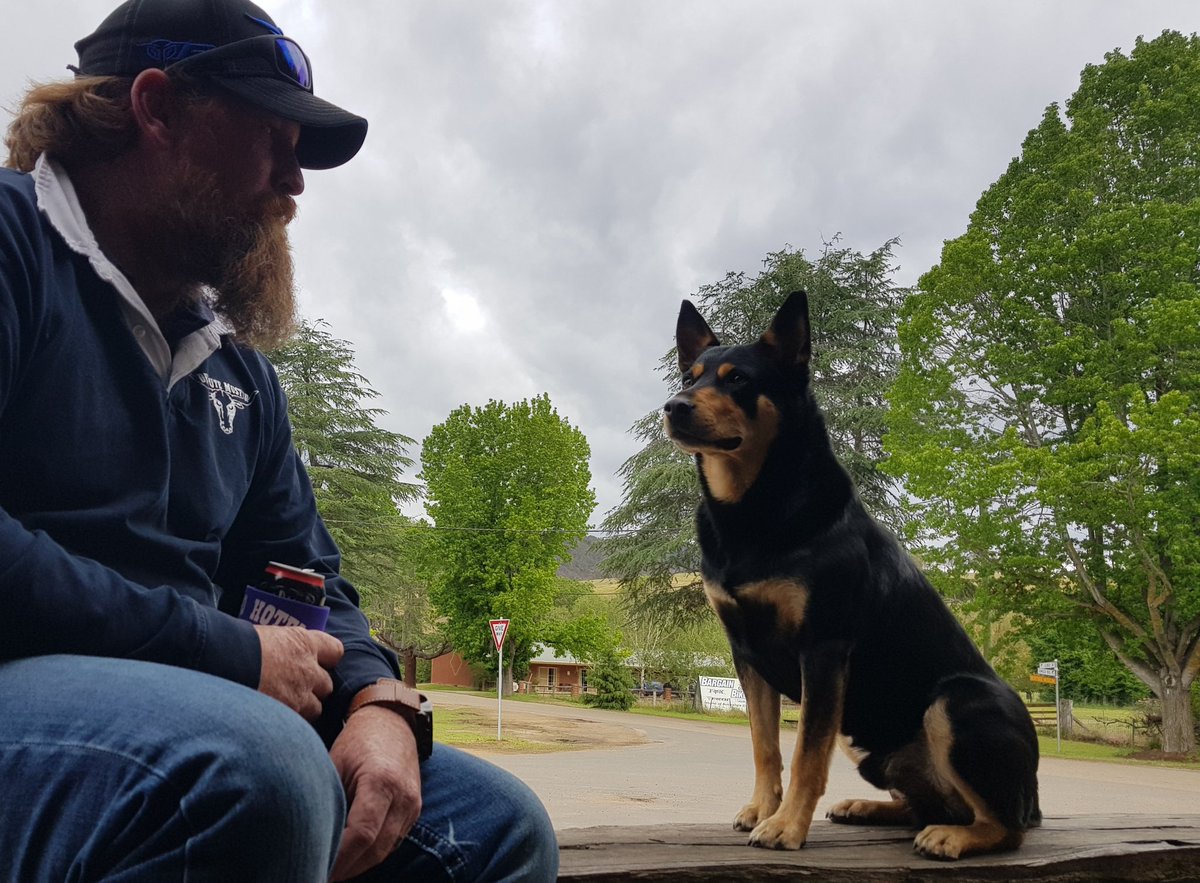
[429,646,590,695]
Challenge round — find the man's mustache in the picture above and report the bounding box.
[259,194,297,226]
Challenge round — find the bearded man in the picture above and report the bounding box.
[0,1,557,880]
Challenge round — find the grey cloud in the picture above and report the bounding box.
[4,0,1198,524]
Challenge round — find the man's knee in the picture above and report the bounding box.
[0,657,346,881]
[173,684,347,864]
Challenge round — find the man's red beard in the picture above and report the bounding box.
[150,162,299,350]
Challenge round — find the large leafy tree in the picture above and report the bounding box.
[886,32,1200,753]
[600,239,908,626]
[420,394,595,682]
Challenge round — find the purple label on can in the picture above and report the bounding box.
[239,585,330,631]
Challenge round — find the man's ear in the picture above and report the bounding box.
[128,68,188,150]
[676,300,720,376]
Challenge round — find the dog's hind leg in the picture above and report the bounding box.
[749,643,848,850]
[912,684,1038,860]
[732,662,783,831]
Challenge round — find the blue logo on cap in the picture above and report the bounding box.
[139,40,215,64]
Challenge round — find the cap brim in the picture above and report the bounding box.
[211,76,367,170]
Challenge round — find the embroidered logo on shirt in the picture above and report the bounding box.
[197,373,256,435]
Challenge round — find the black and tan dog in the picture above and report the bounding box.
[663,291,1040,860]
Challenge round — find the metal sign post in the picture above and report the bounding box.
[489,619,510,741]
[1036,659,1061,752]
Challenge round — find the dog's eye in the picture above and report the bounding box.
[681,375,696,388]
[726,370,747,384]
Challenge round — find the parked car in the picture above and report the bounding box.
[633,680,664,696]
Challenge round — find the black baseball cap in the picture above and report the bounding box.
[73,0,367,169]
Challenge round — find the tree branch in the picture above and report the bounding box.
[1100,630,1160,694]
[1058,523,1149,643]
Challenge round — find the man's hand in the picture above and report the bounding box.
[329,705,423,881]
[255,625,344,720]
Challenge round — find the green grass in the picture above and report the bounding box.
[432,706,551,753]
[624,704,751,724]
[427,687,1200,770]
[1038,734,1200,770]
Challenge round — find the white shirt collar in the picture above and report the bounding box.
[33,153,227,388]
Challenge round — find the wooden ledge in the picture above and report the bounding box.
[557,815,1200,881]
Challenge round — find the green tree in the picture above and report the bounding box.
[271,319,417,507]
[363,519,453,686]
[886,31,1200,753]
[542,585,623,669]
[582,648,636,710]
[1021,605,1148,705]
[600,239,908,626]
[420,394,595,683]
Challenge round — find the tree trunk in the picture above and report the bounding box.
[1101,631,1197,755]
[1159,673,1196,756]
[402,649,418,687]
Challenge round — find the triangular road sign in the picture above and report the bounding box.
[489,618,510,652]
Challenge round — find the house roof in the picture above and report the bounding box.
[528,645,584,666]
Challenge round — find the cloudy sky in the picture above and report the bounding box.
[4,1,1198,527]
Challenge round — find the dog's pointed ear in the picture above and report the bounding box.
[760,291,811,369]
[676,300,720,375]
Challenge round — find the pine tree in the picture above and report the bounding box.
[583,649,636,710]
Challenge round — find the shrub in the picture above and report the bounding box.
[583,649,635,710]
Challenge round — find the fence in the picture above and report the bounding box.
[1027,700,1074,739]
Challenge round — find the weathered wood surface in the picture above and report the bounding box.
[557,815,1200,881]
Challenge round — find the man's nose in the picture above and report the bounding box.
[274,142,305,197]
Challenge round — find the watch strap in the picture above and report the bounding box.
[346,678,434,761]
[348,679,423,717]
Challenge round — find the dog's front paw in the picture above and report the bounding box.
[733,799,776,832]
[827,797,913,826]
[747,810,810,850]
[827,798,872,824]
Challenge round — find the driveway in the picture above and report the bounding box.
[431,691,1200,829]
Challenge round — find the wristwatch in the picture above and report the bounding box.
[347,678,433,761]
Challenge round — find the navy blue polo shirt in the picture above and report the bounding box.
[0,160,396,737]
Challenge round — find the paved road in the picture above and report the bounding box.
[430,691,1200,829]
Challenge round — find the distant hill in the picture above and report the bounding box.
[557,534,606,581]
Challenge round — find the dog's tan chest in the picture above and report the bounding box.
[704,577,810,631]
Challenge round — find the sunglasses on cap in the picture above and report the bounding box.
[165,34,312,92]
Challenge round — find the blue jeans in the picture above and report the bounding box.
[0,656,557,882]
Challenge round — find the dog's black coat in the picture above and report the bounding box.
[664,292,1040,857]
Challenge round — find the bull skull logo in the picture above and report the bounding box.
[196,373,255,435]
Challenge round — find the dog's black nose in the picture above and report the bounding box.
[664,396,693,419]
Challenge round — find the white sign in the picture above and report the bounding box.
[1037,661,1058,677]
[698,676,746,713]
[490,619,510,652]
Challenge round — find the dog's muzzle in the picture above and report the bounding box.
[663,396,741,451]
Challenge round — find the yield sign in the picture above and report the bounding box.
[489,619,510,652]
